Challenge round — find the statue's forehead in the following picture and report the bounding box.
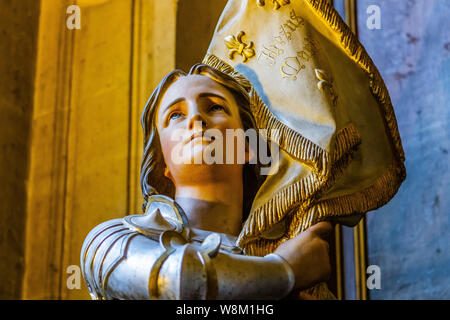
[157,74,235,115]
[163,75,226,99]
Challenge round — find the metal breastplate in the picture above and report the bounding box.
[80,195,294,300]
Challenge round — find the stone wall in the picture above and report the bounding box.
[0,0,40,299]
[357,0,450,299]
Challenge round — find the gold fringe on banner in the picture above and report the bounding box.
[242,161,404,256]
[237,123,361,247]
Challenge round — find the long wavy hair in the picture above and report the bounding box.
[140,63,265,221]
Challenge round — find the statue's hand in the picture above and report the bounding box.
[274,221,332,290]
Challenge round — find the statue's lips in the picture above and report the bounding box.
[184,132,215,145]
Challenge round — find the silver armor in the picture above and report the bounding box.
[80,195,295,300]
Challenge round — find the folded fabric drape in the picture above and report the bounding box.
[203,0,405,267]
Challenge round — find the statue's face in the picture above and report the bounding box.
[156,74,246,185]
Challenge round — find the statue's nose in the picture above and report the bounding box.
[188,113,207,131]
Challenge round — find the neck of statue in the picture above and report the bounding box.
[174,178,244,237]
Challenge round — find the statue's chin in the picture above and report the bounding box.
[171,161,242,187]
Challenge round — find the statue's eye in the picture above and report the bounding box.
[169,111,184,121]
[209,104,225,113]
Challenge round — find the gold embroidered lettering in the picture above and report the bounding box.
[280,57,305,80]
[258,45,285,66]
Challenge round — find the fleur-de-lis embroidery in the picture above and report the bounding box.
[315,69,338,106]
[257,0,290,10]
[224,31,255,63]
